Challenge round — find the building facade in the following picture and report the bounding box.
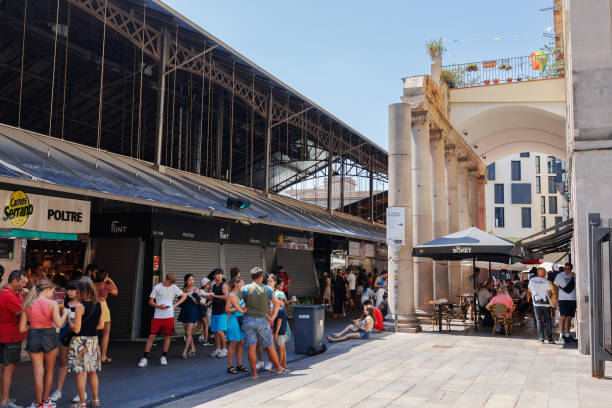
[485,153,568,240]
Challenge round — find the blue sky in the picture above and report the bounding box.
[164,0,555,149]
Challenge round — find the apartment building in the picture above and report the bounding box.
[485,153,567,240]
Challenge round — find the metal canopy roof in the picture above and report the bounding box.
[0,124,384,242]
[516,219,573,257]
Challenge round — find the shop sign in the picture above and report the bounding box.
[349,241,375,257]
[277,232,313,251]
[153,256,160,271]
[1,190,90,234]
[375,245,388,259]
[219,224,231,240]
[349,241,360,256]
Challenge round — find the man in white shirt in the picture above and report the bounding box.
[138,273,186,367]
[478,283,493,327]
[553,263,577,343]
[346,269,357,310]
[528,267,555,343]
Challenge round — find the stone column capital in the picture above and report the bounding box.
[444,143,457,156]
[429,128,444,141]
[411,111,429,126]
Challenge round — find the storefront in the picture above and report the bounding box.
[347,240,377,274]
[0,189,90,285]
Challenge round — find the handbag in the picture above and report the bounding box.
[59,322,73,347]
[560,277,575,294]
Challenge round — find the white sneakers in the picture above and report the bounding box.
[138,356,167,366]
[210,348,227,358]
[256,361,264,370]
[71,393,86,403]
[264,362,273,371]
[49,390,62,402]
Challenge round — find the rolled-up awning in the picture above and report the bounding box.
[0,124,384,242]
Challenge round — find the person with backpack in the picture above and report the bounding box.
[553,263,577,343]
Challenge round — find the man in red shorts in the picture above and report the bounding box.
[138,273,186,367]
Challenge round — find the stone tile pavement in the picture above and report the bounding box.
[158,333,612,408]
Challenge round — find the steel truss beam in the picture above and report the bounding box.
[65,0,387,176]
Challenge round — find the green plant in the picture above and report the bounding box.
[425,38,445,59]
[499,64,512,70]
[440,68,463,88]
[466,64,478,72]
[540,44,564,77]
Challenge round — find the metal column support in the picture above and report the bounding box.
[155,28,167,166]
[340,157,345,210]
[264,88,273,193]
[215,90,224,179]
[327,129,334,211]
[369,156,374,222]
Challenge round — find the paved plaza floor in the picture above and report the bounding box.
[159,331,612,408]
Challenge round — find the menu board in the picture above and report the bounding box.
[0,239,14,259]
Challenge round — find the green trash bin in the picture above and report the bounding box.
[292,304,327,355]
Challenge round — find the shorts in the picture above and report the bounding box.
[350,289,356,299]
[100,300,111,323]
[25,328,58,353]
[276,334,287,346]
[210,314,228,333]
[243,317,273,347]
[559,300,577,317]
[359,331,370,339]
[150,318,175,336]
[0,342,22,365]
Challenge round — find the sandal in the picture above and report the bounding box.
[101,357,112,364]
[188,349,196,357]
[182,352,187,359]
[71,404,87,408]
[236,364,249,372]
[227,366,238,374]
[88,400,101,407]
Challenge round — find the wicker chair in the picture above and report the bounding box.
[489,303,512,336]
[446,302,468,331]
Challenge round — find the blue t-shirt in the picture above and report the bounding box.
[274,307,287,336]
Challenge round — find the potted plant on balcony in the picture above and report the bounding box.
[493,78,500,84]
[484,79,491,85]
[466,63,478,72]
[425,38,444,59]
[440,69,463,88]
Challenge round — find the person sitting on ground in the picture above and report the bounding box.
[485,286,515,334]
[363,300,384,332]
[326,304,375,343]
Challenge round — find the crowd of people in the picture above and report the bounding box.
[138,266,292,380]
[477,262,577,344]
[0,263,115,408]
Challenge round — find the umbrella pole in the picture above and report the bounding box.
[473,257,478,331]
[488,261,491,279]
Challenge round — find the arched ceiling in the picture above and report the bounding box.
[453,105,566,165]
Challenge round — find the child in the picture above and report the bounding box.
[274,302,289,373]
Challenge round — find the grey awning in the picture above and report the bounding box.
[0,124,384,242]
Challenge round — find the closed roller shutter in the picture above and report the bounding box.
[223,244,262,284]
[276,248,318,297]
[162,240,220,334]
[94,238,143,339]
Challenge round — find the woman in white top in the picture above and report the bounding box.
[326,305,375,343]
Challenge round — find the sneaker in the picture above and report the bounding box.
[256,361,264,370]
[2,402,23,408]
[539,339,544,343]
[548,339,556,344]
[42,401,56,408]
[264,362,273,371]
[137,357,148,368]
[218,348,227,358]
[160,356,168,366]
[71,393,86,403]
[210,349,220,358]
[198,335,206,343]
[49,390,62,402]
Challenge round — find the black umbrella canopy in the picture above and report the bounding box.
[412,227,523,262]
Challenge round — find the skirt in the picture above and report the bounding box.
[67,336,101,373]
[100,300,111,323]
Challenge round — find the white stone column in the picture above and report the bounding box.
[469,169,479,229]
[458,160,471,293]
[445,145,461,301]
[430,129,448,300]
[478,175,487,230]
[388,103,420,332]
[412,112,434,311]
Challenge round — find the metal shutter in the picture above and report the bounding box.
[276,248,318,297]
[223,244,262,284]
[94,238,143,339]
[162,240,220,334]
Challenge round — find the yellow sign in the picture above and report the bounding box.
[3,190,33,227]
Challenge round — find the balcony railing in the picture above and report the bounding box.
[441,54,564,89]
